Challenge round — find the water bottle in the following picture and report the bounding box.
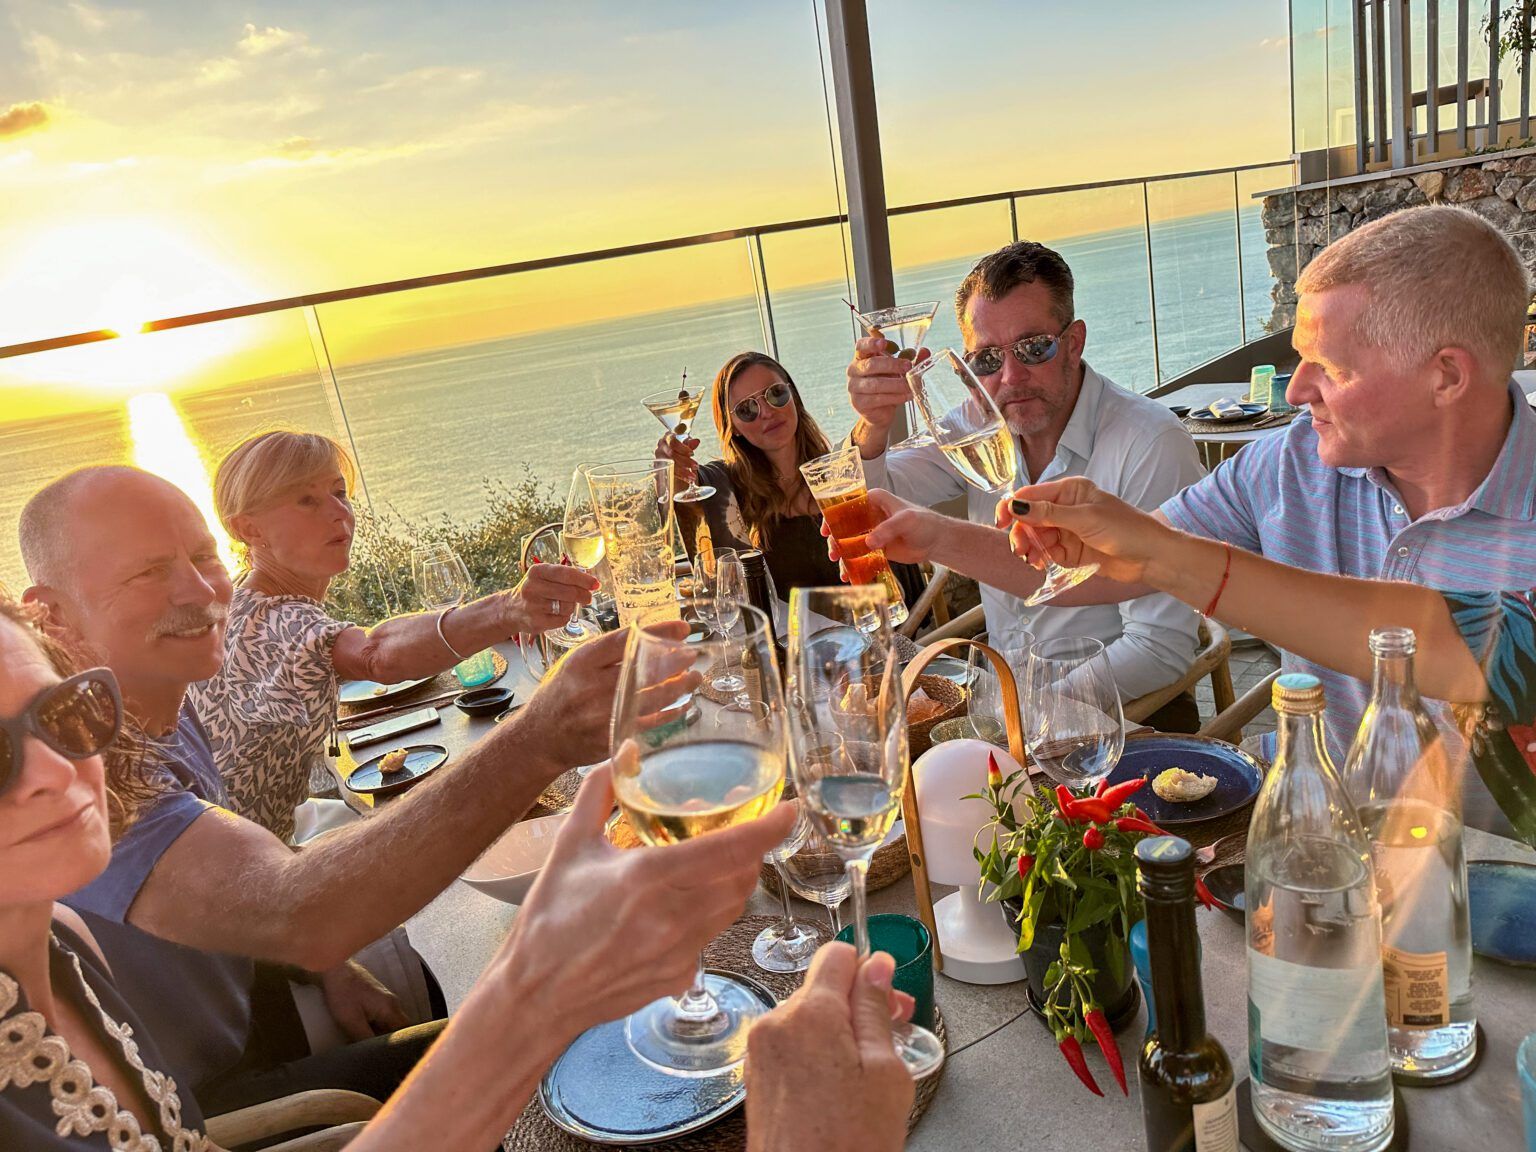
[1343,628,1477,1083]
[1246,673,1394,1152]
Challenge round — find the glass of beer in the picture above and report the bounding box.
[587,458,683,627]
[798,444,908,629]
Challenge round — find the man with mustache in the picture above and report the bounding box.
[15,465,638,1110]
[844,241,1206,729]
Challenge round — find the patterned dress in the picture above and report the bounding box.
[187,587,352,843]
[1442,588,1536,847]
[0,930,215,1151]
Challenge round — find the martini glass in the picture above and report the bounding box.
[643,372,716,503]
[853,301,940,452]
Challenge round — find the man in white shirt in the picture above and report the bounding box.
[845,241,1206,729]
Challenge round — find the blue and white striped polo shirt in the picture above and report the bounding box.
[1162,381,1536,770]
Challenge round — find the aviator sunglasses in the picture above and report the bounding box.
[962,327,1069,376]
[731,380,794,423]
[1,667,122,792]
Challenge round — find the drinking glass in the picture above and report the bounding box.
[643,377,716,503]
[557,465,605,640]
[968,630,1033,745]
[852,300,940,452]
[706,550,750,703]
[799,444,908,629]
[752,800,826,973]
[588,458,682,628]
[778,811,853,935]
[611,601,787,1077]
[787,585,944,1078]
[907,349,1099,606]
[1519,1032,1536,1152]
[412,544,471,611]
[1024,636,1124,789]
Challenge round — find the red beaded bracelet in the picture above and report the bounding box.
[1202,542,1233,618]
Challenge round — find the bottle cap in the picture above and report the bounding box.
[1272,672,1325,714]
[1135,835,1194,899]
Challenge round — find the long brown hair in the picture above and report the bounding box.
[710,352,831,549]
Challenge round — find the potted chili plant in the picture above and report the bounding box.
[972,753,1173,1096]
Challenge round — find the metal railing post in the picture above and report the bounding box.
[1490,0,1502,145]
[302,305,373,513]
[1457,0,1470,150]
[1233,170,1247,347]
[1427,0,1440,152]
[746,233,779,359]
[1009,195,1020,244]
[1142,183,1162,387]
[1387,0,1413,168]
[1355,0,1370,168]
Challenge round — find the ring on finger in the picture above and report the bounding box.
[549,598,561,615]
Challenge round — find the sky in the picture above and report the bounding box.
[0,0,1292,417]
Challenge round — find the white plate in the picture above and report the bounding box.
[461,812,570,904]
[338,676,434,705]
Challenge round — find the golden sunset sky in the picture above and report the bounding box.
[0,0,1292,419]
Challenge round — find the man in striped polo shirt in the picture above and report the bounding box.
[1159,205,1536,833]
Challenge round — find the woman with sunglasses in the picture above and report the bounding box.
[658,350,922,602]
[0,594,813,1150]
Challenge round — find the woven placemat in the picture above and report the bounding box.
[529,767,587,818]
[337,650,510,719]
[1181,409,1297,435]
[502,915,946,1151]
[759,830,911,896]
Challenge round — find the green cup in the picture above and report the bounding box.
[836,913,936,1031]
[453,648,497,688]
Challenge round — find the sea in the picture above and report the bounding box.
[0,207,1273,588]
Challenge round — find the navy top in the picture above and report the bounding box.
[0,923,212,1150]
[63,705,256,1096]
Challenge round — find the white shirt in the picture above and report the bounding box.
[863,363,1206,700]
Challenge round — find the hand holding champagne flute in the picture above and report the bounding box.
[786,585,945,1078]
[610,602,791,1077]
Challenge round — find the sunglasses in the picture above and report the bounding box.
[1,668,122,792]
[963,328,1068,376]
[731,380,794,423]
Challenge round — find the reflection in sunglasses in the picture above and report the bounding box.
[732,381,794,423]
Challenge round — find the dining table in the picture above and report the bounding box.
[340,641,1535,1151]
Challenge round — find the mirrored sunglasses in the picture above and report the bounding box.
[732,380,794,423]
[963,332,1063,376]
[0,668,122,793]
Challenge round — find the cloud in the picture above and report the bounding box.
[360,66,485,95]
[0,102,52,139]
[69,2,139,32]
[197,57,242,86]
[238,23,316,58]
[276,135,316,156]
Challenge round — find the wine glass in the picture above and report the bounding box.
[611,601,787,1077]
[557,466,605,640]
[906,349,1100,606]
[786,584,944,1079]
[967,629,1033,745]
[642,372,717,503]
[1023,636,1125,789]
[752,800,826,973]
[778,810,853,936]
[412,544,471,611]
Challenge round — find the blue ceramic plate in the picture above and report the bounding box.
[1468,860,1536,967]
[1098,734,1264,827]
[348,744,448,796]
[539,972,775,1143]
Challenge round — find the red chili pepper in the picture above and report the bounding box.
[1132,805,1156,824]
[1098,777,1147,809]
[1017,853,1034,879]
[1094,777,1110,798]
[1084,1008,1127,1095]
[1054,784,1077,816]
[1195,875,1217,912]
[987,751,1003,788]
[1082,826,1105,851]
[1057,1035,1103,1096]
[1115,816,1168,837]
[1072,797,1115,824]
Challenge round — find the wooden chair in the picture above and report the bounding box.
[898,562,957,639]
[1197,668,1280,746]
[1123,619,1235,727]
[205,1089,380,1151]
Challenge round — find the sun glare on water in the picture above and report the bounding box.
[127,392,237,572]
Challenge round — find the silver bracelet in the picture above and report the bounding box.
[436,607,469,661]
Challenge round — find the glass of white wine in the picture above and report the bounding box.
[906,349,1099,606]
[611,601,788,1077]
[556,465,606,640]
[1023,635,1125,789]
[786,584,944,1079]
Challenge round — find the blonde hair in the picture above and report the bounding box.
[1296,204,1530,377]
[214,431,356,570]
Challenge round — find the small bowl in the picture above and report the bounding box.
[456,687,515,718]
[461,812,570,904]
[494,704,524,723]
[1201,862,1245,920]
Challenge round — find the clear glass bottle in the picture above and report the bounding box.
[1343,627,1477,1082]
[1246,673,1394,1152]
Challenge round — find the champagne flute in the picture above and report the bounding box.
[787,585,944,1079]
[557,465,605,640]
[906,348,1100,606]
[1023,635,1125,789]
[611,602,788,1077]
[712,551,752,707]
[412,543,471,611]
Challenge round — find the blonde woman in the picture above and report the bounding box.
[189,431,596,840]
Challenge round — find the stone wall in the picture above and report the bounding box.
[1261,153,1536,331]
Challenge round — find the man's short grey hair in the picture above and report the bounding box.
[18,465,149,592]
[1295,204,1531,377]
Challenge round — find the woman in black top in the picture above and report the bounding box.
[658,350,922,603]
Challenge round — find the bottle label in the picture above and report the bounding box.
[1247,947,1388,1057]
[1382,944,1450,1028]
[1192,1085,1240,1152]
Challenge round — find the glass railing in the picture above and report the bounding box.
[0,160,1288,591]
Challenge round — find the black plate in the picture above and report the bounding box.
[1189,402,1268,422]
[455,687,515,717]
[349,744,449,795]
[1099,734,1264,826]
